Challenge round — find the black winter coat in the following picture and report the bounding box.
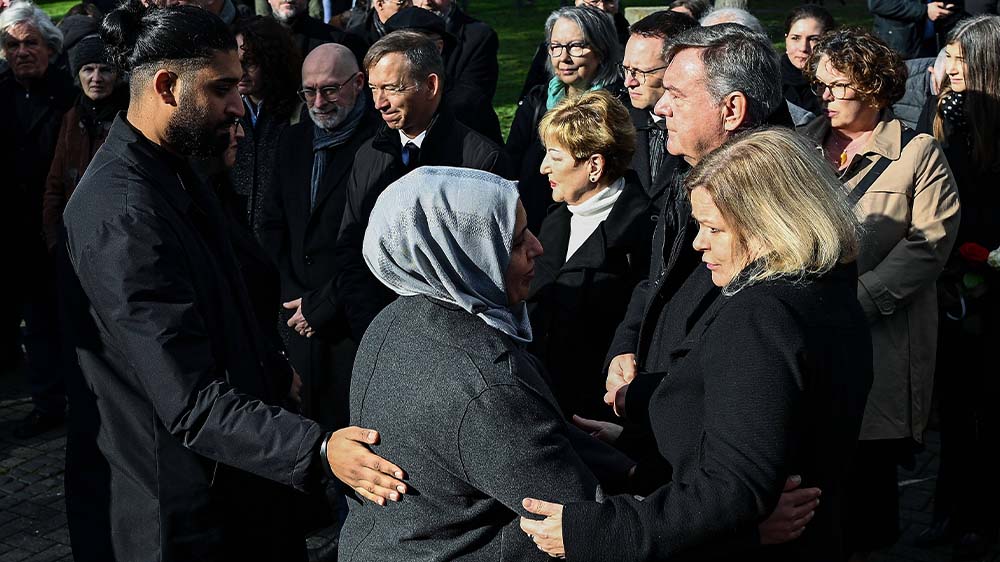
[289,13,367,63]
[444,6,499,101]
[869,0,963,58]
[563,264,874,562]
[324,109,511,340]
[527,173,655,422]
[63,117,325,562]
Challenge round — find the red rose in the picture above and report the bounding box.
[959,242,990,263]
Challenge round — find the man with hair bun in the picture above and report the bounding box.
[62,3,407,560]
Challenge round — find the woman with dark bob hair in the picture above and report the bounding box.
[527,90,653,423]
[229,15,303,237]
[781,4,836,124]
[799,28,961,559]
[506,5,624,233]
[519,127,874,562]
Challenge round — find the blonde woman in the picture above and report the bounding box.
[520,128,874,562]
[527,90,652,422]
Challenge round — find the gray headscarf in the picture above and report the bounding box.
[363,166,532,343]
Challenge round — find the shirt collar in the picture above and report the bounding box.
[399,128,428,148]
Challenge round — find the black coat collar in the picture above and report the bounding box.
[370,107,459,164]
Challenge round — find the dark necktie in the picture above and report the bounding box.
[648,118,667,187]
[402,142,420,170]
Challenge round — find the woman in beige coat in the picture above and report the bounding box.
[799,29,961,561]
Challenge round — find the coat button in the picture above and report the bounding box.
[304,255,314,265]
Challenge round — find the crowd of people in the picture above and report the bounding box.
[0,0,997,559]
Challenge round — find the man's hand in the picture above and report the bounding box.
[759,475,821,545]
[288,370,303,404]
[284,298,315,338]
[927,2,954,21]
[326,426,408,506]
[572,415,623,444]
[605,353,636,401]
[520,498,567,558]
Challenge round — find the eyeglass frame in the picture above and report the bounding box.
[547,41,591,58]
[374,0,408,6]
[368,80,423,97]
[619,63,668,85]
[297,72,362,103]
[810,79,863,100]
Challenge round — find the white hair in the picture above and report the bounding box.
[700,7,767,37]
[0,0,64,57]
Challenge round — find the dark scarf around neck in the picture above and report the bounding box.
[310,99,366,208]
[78,87,128,138]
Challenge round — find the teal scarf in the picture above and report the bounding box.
[545,76,604,110]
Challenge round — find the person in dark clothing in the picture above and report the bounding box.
[383,7,503,143]
[781,4,836,125]
[343,166,634,562]
[41,34,126,561]
[527,91,654,423]
[307,31,510,342]
[620,10,695,210]
[258,43,379,431]
[0,1,77,438]
[506,5,623,233]
[914,15,1000,560]
[61,4,413,559]
[229,16,303,237]
[518,0,628,101]
[269,0,366,60]
[346,0,410,48]
[413,0,500,100]
[522,128,873,562]
[869,0,961,58]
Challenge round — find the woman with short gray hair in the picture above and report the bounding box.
[506,5,624,233]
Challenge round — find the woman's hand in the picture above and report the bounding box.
[325,427,408,506]
[572,414,623,444]
[520,498,566,558]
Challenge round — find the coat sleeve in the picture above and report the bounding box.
[71,205,324,492]
[868,0,928,23]
[505,94,539,173]
[562,296,806,562]
[857,137,961,322]
[42,114,72,250]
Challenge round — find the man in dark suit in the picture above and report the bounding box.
[290,31,509,344]
[413,0,499,101]
[620,10,695,211]
[258,43,379,430]
[268,0,366,60]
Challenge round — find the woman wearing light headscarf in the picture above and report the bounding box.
[338,166,631,562]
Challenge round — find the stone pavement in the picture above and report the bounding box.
[1,363,997,562]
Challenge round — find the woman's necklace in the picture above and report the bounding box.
[825,130,874,171]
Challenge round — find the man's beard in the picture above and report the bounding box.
[272,2,301,23]
[165,101,232,158]
[309,104,348,130]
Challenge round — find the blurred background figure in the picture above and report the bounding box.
[869,0,962,59]
[800,28,961,562]
[347,0,411,48]
[506,5,622,233]
[526,91,653,423]
[268,0,365,60]
[914,14,1000,561]
[700,6,767,34]
[668,0,710,20]
[780,4,836,125]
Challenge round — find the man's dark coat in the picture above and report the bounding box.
[443,6,499,100]
[625,102,688,212]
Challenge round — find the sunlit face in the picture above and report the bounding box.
[690,186,748,287]
[814,54,881,133]
[374,0,411,22]
[653,48,728,165]
[78,63,117,102]
[505,202,544,305]
[785,17,825,70]
[944,42,967,93]
[412,0,449,15]
[539,138,600,205]
[302,60,364,130]
[549,18,601,91]
[235,34,263,99]
[164,50,245,158]
[368,52,437,136]
[268,0,306,23]
[2,23,53,82]
[622,34,667,110]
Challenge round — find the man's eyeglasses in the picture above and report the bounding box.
[368,82,421,97]
[547,41,591,58]
[810,80,858,100]
[375,0,408,6]
[298,73,361,103]
[619,63,667,85]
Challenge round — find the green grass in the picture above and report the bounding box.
[39,0,872,133]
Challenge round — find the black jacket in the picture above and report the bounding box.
[322,109,511,340]
[444,6,499,101]
[626,102,689,212]
[563,264,873,562]
[63,116,325,562]
[288,14,367,62]
[868,0,964,58]
[780,54,822,117]
[527,173,654,422]
[346,8,384,50]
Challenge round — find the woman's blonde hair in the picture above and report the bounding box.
[685,127,859,294]
[537,90,636,182]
